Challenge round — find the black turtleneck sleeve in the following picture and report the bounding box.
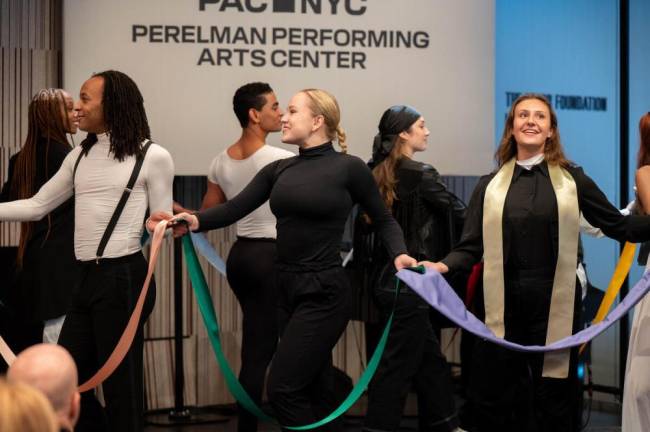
[196,142,407,271]
[196,159,278,231]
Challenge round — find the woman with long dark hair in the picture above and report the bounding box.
[361,105,466,432]
[423,95,650,432]
[0,88,79,345]
[0,70,174,432]
[622,112,650,432]
[157,89,416,430]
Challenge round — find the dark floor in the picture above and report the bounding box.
[144,395,622,432]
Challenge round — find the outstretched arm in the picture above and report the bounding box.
[191,160,278,232]
[0,149,76,221]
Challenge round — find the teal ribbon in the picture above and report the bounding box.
[182,236,408,430]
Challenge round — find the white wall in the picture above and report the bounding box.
[63,0,494,175]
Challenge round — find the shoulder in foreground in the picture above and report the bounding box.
[341,152,372,169]
[562,162,587,178]
[398,158,426,171]
[636,165,650,181]
[266,155,296,171]
[402,159,443,175]
[265,145,295,158]
[67,145,84,159]
[145,143,174,165]
[478,170,497,184]
[146,142,172,157]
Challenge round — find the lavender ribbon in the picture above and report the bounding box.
[396,268,650,352]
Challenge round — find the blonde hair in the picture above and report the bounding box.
[0,379,58,432]
[301,88,347,153]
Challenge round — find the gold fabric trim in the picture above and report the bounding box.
[482,159,515,339]
[543,163,579,378]
[482,159,578,378]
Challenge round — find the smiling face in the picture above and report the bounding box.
[280,92,322,145]
[60,91,78,134]
[75,76,106,134]
[511,98,554,156]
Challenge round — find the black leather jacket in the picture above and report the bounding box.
[393,158,466,262]
[350,158,467,323]
[354,158,466,283]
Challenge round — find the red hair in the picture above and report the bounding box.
[637,112,650,168]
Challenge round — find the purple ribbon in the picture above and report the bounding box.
[396,268,650,352]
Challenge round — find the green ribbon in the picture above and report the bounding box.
[182,236,412,430]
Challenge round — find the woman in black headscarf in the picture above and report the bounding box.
[362,106,466,432]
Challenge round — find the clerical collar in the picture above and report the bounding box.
[516,153,545,171]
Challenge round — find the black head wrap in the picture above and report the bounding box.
[370,105,422,168]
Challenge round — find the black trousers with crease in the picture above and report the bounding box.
[58,252,156,432]
[267,266,352,432]
[226,237,279,432]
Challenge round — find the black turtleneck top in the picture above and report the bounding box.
[197,142,407,271]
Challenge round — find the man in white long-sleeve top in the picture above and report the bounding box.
[0,70,174,432]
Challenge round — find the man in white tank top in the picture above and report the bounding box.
[175,83,292,432]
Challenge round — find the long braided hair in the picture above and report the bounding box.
[81,70,151,160]
[10,89,74,267]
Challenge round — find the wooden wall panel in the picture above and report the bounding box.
[0,0,61,247]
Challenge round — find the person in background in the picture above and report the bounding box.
[622,111,650,432]
[361,105,466,432]
[0,88,79,346]
[175,82,293,432]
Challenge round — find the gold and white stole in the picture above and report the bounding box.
[482,158,579,378]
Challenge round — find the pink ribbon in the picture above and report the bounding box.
[0,220,167,393]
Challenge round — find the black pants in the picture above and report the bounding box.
[226,237,279,432]
[267,266,351,431]
[364,283,459,432]
[58,252,156,432]
[469,270,580,432]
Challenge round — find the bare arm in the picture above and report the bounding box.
[200,181,227,210]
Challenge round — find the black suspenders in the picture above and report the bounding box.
[73,140,153,261]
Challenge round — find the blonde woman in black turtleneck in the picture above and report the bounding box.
[159,89,416,430]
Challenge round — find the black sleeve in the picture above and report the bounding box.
[420,164,467,228]
[195,160,278,232]
[0,154,18,203]
[47,144,70,179]
[441,175,491,272]
[573,166,650,242]
[347,157,408,259]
